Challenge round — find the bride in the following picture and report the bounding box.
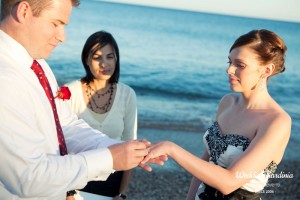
[141,29,291,200]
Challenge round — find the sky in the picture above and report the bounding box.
[97,0,300,23]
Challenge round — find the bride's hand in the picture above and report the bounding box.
[138,154,168,172]
[140,141,173,166]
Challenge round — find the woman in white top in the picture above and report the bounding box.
[67,31,137,200]
[141,29,291,200]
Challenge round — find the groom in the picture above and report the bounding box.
[0,0,165,199]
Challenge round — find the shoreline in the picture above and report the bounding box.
[127,128,299,199]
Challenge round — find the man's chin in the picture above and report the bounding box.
[33,52,52,60]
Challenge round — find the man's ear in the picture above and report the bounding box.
[14,1,31,23]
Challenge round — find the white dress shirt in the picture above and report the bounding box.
[0,30,120,200]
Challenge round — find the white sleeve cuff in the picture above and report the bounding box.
[80,148,114,181]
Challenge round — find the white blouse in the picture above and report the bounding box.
[66,80,137,141]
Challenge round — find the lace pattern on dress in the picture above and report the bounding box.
[205,121,251,164]
[263,161,277,175]
[205,121,277,175]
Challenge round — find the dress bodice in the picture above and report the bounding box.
[201,121,277,192]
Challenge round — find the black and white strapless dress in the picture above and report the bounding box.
[195,122,277,200]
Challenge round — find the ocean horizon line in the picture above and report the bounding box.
[93,0,300,24]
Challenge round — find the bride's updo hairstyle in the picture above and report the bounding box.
[229,29,287,77]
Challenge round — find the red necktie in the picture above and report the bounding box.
[31,60,68,155]
[31,61,76,197]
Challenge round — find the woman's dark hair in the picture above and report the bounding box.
[81,31,120,84]
[230,29,287,77]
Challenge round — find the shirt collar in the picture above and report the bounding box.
[0,30,34,69]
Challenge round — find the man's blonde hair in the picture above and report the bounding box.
[1,0,80,21]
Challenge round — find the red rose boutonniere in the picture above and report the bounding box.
[55,86,71,101]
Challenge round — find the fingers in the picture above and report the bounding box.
[138,154,168,172]
[148,157,165,166]
[134,148,149,158]
[108,140,151,171]
[128,140,148,149]
[141,151,153,164]
[139,138,151,147]
[141,153,165,165]
[152,155,168,164]
[140,142,169,165]
[159,155,168,161]
[138,162,153,172]
[108,139,170,171]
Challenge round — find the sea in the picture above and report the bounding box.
[47,0,300,161]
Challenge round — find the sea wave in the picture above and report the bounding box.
[132,85,221,101]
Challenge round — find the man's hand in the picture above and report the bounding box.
[108,140,150,171]
[66,196,75,200]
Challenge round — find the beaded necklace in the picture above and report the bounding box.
[85,83,114,113]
